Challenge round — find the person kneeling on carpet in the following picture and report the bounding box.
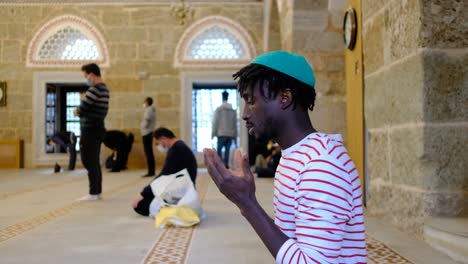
[131,127,197,216]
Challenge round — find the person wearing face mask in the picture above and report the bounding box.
[141,97,157,177]
[74,63,109,201]
[131,127,197,216]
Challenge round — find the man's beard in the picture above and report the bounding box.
[256,117,276,143]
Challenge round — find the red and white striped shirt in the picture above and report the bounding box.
[274,133,366,264]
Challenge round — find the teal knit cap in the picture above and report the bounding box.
[251,50,315,88]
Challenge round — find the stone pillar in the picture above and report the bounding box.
[276,0,347,136]
[363,0,467,236]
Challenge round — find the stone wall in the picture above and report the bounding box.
[363,0,467,236]
[0,3,263,168]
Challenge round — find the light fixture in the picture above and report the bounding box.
[170,0,195,26]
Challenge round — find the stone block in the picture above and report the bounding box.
[0,128,16,139]
[364,53,424,129]
[384,0,422,63]
[388,126,425,187]
[162,44,176,61]
[106,62,135,77]
[420,0,467,48]
[328,0,348,11]
[330,10,343,30]
[173,93,181,107]
[0,63,33,80]
[121,109,143,129]
[8,23,26,40]
[105,112,122,129]
[367,183,427,237]
[0,24,8,38]
[130,8,173,26]
[309,96,346,136]
[0,6,42,24]
[7,94,32,111]
[301,31,343,52]
[362,13,384,74]
[156,94,173,108]
[0,112,9,128]
[421,125,468,191]
[367,129,390,181]
[149,28,183,45]
[17,128,32,143]
[2,40,21,62]
[9,112,32,128]
[147,28,164,43]
[293,11,328,31]
[425,191,468,216]
[295,0,328,11]
[143,77,180,93]
[134,61,178,76]
[422,50,468,122]
[138,44,163,61]
[362,0,388,21]
[115,44,137,60]
[102,12,130,27]
[114,95,145,109]
[309,54,326,71]
[326,55,345,72]
[157,109,180,128]
[106,28,147,43]
[4,79,31,95]
[106,78,142,93]
[329,78,345,95]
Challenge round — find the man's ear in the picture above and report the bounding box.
[280,89,293,110]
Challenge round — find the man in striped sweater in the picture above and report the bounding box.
[204,51,367,263]
[74,63,109,201]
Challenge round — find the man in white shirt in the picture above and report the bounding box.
[141,97,157,177]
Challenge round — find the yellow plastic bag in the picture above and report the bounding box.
[155,205,200,228]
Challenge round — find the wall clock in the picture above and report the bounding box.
[0,82,6,106]
[343,7,357,50]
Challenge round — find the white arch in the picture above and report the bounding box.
[27,15,109,68]
[174,15,256,68]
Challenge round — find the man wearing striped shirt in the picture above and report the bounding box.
[74,63,109,201]
[204,51,366,263]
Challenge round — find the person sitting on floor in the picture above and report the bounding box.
[103,130,134,172]
[131,127,197,216]
[252,140,281,178]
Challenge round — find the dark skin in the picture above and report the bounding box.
[203,81,316,258]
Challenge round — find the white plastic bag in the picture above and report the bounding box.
[148,169,205,222]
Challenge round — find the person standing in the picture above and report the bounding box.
[204,51,366,263]
[74,63,109,201]
[47,131,77,170]
[211,91,237,168]
[141,97,156,177]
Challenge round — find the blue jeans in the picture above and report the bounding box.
[217,136,233,167]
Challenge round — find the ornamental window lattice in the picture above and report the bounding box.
[174,16,255,68]
[38,26,99,61]
[187,26,246,60]
[27,15,109,67]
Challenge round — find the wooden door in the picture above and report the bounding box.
[344,0,365,203]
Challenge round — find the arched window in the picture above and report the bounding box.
[27,15,109,67]
[174,16,256,68]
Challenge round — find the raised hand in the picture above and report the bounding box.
[203,148,256,208]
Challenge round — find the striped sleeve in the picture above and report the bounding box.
[78,86,109,118]
[276,156,353,264]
